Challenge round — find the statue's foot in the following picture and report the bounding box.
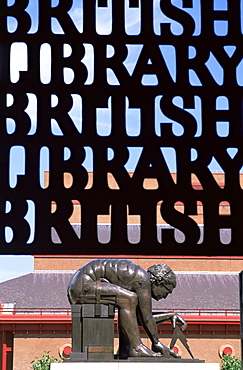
[129,344,162,357]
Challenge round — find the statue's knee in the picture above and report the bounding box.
[117,291,137,309]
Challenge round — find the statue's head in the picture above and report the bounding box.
[147,264,176,301]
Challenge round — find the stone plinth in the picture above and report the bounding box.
[51,361,220,370]
[70,303,115,361]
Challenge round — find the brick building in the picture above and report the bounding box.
[0,173,242,369]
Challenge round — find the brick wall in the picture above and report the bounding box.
[157,336,241,364]
[46,172,239,225]
[13,333,240,368]
[34,255,243,272]
[13,334,71,370]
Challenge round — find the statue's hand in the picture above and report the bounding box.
[171,313,187,331]
[152,341,181,358]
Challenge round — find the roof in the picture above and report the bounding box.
[0,271,240,311]
[153,272,240,311]
[53,225,232,244]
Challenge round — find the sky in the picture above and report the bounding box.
[0,255,34,283]
[1,0,242,283]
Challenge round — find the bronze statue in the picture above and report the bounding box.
[68,259,187,359]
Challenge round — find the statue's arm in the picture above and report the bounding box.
[133,270,167,343]
[136,287,180,358]
[136,288,159,344]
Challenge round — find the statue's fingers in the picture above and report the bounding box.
[178,316,188,330]
[176,315,187,330]
[180,322,188,331]
[172,315,177,328]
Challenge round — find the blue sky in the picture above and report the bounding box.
[0,255,34,283]
[1,0,242,282]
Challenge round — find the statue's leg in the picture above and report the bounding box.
[98,283,160,358]
[75,279,160,358]
[118,314,130,359]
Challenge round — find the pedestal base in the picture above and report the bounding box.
[51,360,220,370]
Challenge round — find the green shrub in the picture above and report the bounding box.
[221,354,242,370]
[31,351,62,370]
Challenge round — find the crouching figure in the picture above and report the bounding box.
[68,259,187,359]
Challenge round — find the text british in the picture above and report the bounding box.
[1,0,243,255]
